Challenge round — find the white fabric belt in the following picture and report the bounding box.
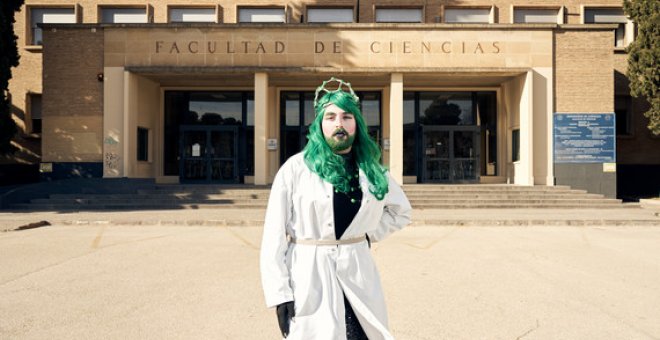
[288,235,367,246]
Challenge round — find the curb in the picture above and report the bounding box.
[9,219,660,228]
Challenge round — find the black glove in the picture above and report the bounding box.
[276,301,295,338]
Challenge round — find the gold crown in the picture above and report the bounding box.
[313,77,360,112]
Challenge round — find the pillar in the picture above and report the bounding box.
[254,72,269,185]
[388,73,404,184]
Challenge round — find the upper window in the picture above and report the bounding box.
[307,8,354,23]
[584,8,629,47]
[100,7,148,24]
[375,8,423,23]
[169,7,216,23]
[238,8,285,23]
[444,8,491,23]
[514,8,560,24]
[29,7,76,45]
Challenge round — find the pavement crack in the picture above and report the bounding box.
[516,319,540,339]
[224,226,259,250]
[402,226,460,250]
[91,226,106,249]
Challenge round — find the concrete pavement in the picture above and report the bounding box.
[1,205,660,232]
[1,223,659,339]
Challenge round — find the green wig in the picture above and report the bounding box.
[303,86,389,200]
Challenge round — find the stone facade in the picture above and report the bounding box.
[5,0,657,199]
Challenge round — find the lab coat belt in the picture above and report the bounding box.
[287,235,367,246]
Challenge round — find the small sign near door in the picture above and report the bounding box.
[267,138,278,150]
[192,143,201,157]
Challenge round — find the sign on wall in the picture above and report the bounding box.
[554,113,616,163]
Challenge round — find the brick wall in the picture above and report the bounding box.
[41,28,104,162]
[554,28,613,113]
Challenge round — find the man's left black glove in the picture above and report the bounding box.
[276,301,295,338]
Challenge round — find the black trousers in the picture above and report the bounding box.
[344,295,368,340]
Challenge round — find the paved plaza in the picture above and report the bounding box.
[1,219,659,339]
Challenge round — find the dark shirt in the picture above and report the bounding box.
[333,152,363,240]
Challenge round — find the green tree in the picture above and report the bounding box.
[0,0,24,155]
[624,0,660,135]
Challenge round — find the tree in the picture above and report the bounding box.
[0,0,24,155]
[623,0,660,135]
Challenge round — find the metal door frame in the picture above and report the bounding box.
[421,125,481,183]
[179,125,239,183]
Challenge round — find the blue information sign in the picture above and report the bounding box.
[554,113,616,163]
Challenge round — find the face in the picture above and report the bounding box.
[321,103,357,154]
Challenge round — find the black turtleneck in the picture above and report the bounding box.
[333,152,363,240]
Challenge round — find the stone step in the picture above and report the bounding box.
[11,203,267,210]
[408,199,621,204]
[33,197,619,206]
[412,204,638,209]
[49,193,271,200]
[12,203,636,211]
[47,192,604,200]
[403,188,590,193]
[404,193,602,198]
[31,198,269,205]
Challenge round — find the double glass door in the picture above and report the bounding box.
[180,126,238,183]
[422,126,480,183]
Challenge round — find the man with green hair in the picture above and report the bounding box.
[260,78,412,339]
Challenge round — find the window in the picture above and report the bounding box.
[584,8,629,47]
[444,8,491,23]
[514,8,560,24]
[615,95,632,136]
[169,7,216,23]
[29,7,76,45]
[375,8,423,23]
[307,8,354,23]
[100,7,148,23]
[137,127,149,161]
[29,94,42,134]
[512,129,520,162]
[238,8,285,23]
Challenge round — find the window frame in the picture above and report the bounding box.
[27,93,43,135]
[581,5,634,48]
[167,5,220,23]
[237,6,287,23]
[511,6,563,24]
[511,128,520,163]
[98,5,152,24]
[374,7,424,23]
[25,5,78,47]
[305,6,355,23]
[442,6,495,24]
[137,127,150,162]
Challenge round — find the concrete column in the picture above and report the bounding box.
[388,73,404,184]
[103,67,125,178]
[517,70,534,185]
[123,71,138,178]
[254,73,269,185]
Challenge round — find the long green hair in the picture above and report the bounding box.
[303,90,389,200]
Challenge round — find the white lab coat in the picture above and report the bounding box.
[260,153,412,340]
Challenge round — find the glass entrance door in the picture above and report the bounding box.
[180,126,238,183]
[422,126,480,183]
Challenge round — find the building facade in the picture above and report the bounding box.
[5,0,659,198]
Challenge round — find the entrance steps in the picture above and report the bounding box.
[9,184,633,211]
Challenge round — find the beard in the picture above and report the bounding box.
[325,128,355,153]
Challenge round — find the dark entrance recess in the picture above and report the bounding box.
[404,91,497,183]
[164,91,254,183]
